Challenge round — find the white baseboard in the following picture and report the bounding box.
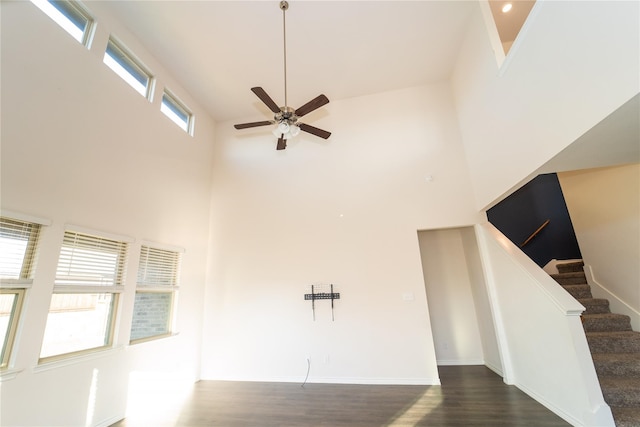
[304,376,440,385]
[484,360,503,377]
[436,358,485,366]
[585,264,640,331]
[515,380,614,427]
[204,375,440,385]
[95,414,124,427]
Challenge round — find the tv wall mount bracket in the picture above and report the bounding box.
[304,284,340,321]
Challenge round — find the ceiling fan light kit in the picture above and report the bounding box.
[234,0,331,150]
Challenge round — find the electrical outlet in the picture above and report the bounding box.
[324,355,330,364]
[306,355,311,362]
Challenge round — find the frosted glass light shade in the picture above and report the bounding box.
[278,122,290,133]
[273,122,300,140]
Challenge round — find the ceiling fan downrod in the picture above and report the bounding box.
[280,0,289,109]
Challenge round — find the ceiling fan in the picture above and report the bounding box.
[234,1,331,150]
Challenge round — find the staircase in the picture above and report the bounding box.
[551,261,640,427]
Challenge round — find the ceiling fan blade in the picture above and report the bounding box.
[234,121,274,129]
[299,123,331,139]
[251,87,281,113]
[276,136,287,150]
[295,94,329,117]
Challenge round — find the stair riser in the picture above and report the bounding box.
[557,264,584,274]
[595,362,640,378]
[582,304,611,315]
[554,276,588,285]
[563,285,593,299]
[579,298,610,314]
[603,389,640,407]
[587,335,640,353]
[582,317,632,333]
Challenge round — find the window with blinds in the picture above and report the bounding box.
[40,230,128,361]
[137,246,181,287]
[55,231,127,287]
[130,245,181,343]
[0,217,41,280]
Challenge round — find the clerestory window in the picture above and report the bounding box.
[103,38,154,100]
[30,0,95,47]
[161,90,194,135]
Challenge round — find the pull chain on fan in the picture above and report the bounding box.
[234,0,331,150]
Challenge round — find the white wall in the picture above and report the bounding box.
[202,83,485,384]
[559,164,640,329]
[418,228,484,366]
[1,2,214,426]
[460,226,502,374]
[453,1,640,210]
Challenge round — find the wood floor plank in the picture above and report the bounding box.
[111,366,571,427]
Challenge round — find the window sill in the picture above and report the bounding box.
[33,346,124,374]
[1,279,33,288]
[129,332,179,346]
[0,368,23,382]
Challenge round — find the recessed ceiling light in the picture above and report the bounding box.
[502,3,513,13]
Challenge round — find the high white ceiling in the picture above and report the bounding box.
[97,1,477,123]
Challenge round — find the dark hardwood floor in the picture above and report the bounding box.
[112,365,571,427]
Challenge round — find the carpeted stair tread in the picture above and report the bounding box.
[578,298,610,314]
[582,313,632,332]
[561,284,593,299]
[557,261,584,274]
[592,353,640,378]
[611,407,640,427]
[586,331,640,353]
[551,272,588,285]
[599,377,640,406]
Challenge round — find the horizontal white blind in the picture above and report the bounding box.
[0,217,41,280]
[137,246,180,287]
[56,231,127,286]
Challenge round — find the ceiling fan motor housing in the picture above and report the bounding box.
[276,106,297,124]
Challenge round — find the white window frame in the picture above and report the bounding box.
[0,213,48,370]
[129,244,183,344]
[30,0,96,47]
[103,37,154,100]
[161,89,194,135]
[0,289,26,370]
[39,228,130,362]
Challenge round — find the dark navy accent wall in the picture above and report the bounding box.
[487,173,581,267]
